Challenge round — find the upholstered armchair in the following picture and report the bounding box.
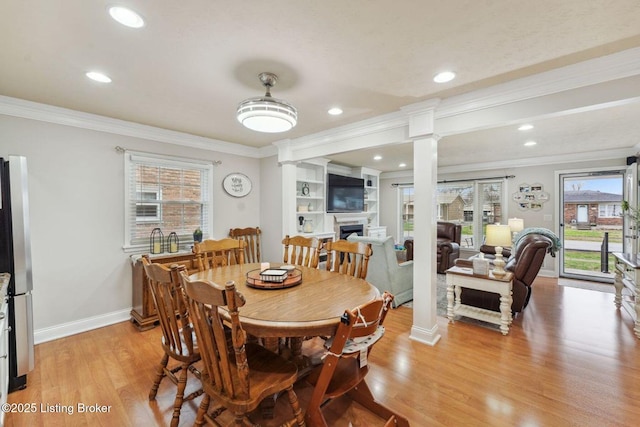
[347,235,413,307]
[455,233,553,314]
[404,221,462,273]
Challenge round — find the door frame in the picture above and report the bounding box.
[556,166,624,282]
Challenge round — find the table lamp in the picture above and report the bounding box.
[508,217,524,243]
[485,224,512,278]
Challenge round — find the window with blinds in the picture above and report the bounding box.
[124,151,213,250]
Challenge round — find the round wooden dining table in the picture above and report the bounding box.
[189,262,381,419]
[188,262,380,339]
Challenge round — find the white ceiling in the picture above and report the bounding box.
[2,1,640,172]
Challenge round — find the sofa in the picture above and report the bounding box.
[346,234,413,307]
[404,221,462,273]
[455,233,553,314]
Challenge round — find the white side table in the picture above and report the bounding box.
[445,266,514,335]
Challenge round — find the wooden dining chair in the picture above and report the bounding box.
[282,234,322,268]
[229,226,262,263]
[324,239,373,279]
[178,272,306,427]
[141,256,202,427]
[193,238,246,271]
[305,292,409,427]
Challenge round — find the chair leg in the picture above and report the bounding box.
[346,380,410,427]
[304,406,328,427]
[149,353,169,400]
[384,415,397,427]
[284,385,306,426]
[194,393,210,427]
[169,362,189,427]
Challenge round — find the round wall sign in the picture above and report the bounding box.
[223,173,252,197]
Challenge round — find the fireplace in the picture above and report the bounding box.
[339,224,364,240]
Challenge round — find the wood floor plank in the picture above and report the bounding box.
[5,276,640,426]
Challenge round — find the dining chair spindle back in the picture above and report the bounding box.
[193,238,246,271]
[141,256,202,427]
[229,226,262,263]
[324,239,373,279]
[179,272,305,426]
[282,234,322,268]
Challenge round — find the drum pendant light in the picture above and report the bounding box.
[237,72,297,133]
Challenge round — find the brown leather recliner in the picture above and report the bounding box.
[479,244,512,260]
[457,233,553,314]
[404,221,462,273]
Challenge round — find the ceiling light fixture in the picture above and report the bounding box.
[399,163,407,168]
[109,6,145,28]
[86,71,112,83]
[373,155,382,161]
[518,124,534,131]
[433,71,456,83]
[328,107,343,116]
[524,141,537,147]
[237,72,297,133]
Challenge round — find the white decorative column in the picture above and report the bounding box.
[402,100,441,346]
[280,160,298,238]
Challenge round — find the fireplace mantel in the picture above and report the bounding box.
[333,213,369,223]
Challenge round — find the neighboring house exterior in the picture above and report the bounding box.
[437,193,465,221]
[563,190,623,228]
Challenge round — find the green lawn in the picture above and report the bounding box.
[564,249,616,272]
[564,228,622,243]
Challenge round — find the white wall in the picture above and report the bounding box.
[379,172,412,243]
[0,115,261,341]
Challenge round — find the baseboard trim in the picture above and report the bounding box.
[538,268,557,278]
[34,308,132,345]
[409,324,442,346]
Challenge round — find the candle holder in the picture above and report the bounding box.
[167,232,179,253]
[150,228,164,254]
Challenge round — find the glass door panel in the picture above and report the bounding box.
[559,171,623,282]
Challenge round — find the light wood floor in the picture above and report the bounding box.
[5,276,640,426]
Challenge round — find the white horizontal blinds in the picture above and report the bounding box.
[126,152,212,247]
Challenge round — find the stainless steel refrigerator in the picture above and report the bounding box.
[0,156,35,392]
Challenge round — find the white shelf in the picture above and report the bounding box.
[294,161,328,235]
[358,168,381,228]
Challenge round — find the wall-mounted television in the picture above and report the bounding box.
[326,173,365,213]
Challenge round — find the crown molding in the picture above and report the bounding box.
[0,95,262,158]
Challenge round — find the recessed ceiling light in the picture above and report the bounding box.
[398,163,407,168]
[518,124,534,131]
[86,71,112,83]
[524,141,537,147]
[109,6,145,28]
[433,71,456,83]
[328,107,343,116]
[373,155,382,161]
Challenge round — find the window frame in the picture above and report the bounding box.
[123,151,214,253]
[598,202,621,218]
